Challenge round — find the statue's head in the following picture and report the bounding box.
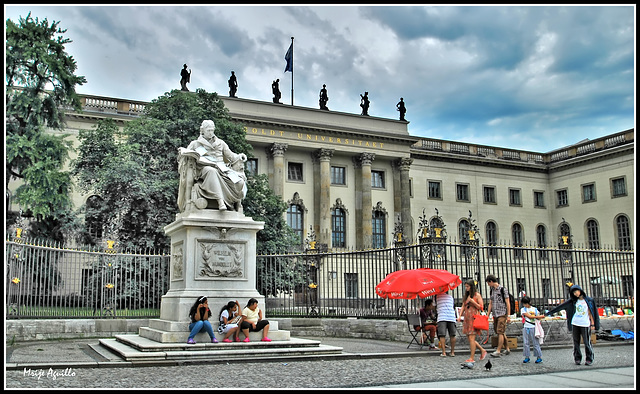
[200,120,216,136]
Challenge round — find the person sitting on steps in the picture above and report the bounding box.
[240,298,271,342]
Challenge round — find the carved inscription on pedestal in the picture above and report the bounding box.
[197,240,245,279]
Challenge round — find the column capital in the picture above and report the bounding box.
[268,142,288,157]
[352,152,376,168]
[313,148,335,163]
[393,157,413,171]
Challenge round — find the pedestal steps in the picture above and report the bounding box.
[139,319,289,343]
[98,335,343,363]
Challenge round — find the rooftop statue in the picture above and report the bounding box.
[272,79,282,104]
[397,97,406,121]
[180,64,191,91]
[228,71,238,98]
[360,91,370,116]
[319,84,329,110]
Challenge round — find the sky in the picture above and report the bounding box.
[5,4,636,153]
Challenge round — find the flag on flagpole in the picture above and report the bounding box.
[284,43,293,72]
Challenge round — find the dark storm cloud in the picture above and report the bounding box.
[4,4,634,152]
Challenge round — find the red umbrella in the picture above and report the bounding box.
[375,268,462,299]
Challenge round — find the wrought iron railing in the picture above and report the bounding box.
[5,237,633,320]
[5,238,170,319]
[258,241,634,319]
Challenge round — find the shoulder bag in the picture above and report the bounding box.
[473,307,489,331]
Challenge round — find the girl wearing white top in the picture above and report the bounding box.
[218,300,242,342]
[520,296,544,363]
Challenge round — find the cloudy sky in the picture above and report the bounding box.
[5,4,635,152]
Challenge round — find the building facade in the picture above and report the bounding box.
[6,93,635,252]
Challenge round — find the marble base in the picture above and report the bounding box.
[139,209,268,343]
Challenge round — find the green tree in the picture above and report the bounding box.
[72,89,297,254]
[6,12,86,240]
[244,174,300,255]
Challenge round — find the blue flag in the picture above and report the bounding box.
[284,43,293,72]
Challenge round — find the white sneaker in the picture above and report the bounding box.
[490,351,502,358]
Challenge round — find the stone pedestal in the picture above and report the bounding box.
[139,209,265,343]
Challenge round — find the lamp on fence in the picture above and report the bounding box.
[422,208,447,262]
[393,214,406,270]
[558,219,574,271]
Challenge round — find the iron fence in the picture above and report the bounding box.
[5,237,634,320]
[258,241,635,319]
[5,238,170,319]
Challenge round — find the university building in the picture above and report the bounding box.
[7,93,635,253]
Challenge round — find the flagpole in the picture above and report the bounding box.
[290,36,294,106]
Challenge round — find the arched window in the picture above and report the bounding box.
[458,219,470,242]
[512,223,523,258]
[485,221,498,258]
[586,219,600,250]
[536,225,548,260]
[86,195,105,242]
[331,208,346,248]
[372,210,386,249]
[616,215,631,251]
[286,204,304,245]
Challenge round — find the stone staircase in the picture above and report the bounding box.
[98,320,343,364]
[137,318,291,343]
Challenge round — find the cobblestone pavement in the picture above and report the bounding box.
[5,337,635,389]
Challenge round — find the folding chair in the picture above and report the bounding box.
[406,313,426,349]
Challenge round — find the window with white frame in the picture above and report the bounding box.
[512,223,523,258]
[331,166,346,185]
[485,221,498,258]
[586,219,600,251]
[372,210,386,249]
[428,180,442,199]
[483,186,496,204]
[286,204,304,245]
[582,183,596,203]
[345,273,358,298]
[287,162,303,182]
[616,215,631,251]
[456,183,470,202]
[371,170,385,189]
[331,208,346,247]
[533,191,545,208]
[556,189,568,207]
[245,158,258,177]
[611,177,627,197]
[509,188,522,206]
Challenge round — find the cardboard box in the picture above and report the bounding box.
[491,335,517,349]
[580,333,597,344]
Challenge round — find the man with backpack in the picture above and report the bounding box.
[486,274,512,357]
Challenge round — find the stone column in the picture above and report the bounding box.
[314,149,334,247]
[269,143,288,198]
[353,152,375,249]
[398,157,413,244]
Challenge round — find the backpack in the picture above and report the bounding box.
[492,286,517,316]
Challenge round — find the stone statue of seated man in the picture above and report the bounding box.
[177,119,247,213]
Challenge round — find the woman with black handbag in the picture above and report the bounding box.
[457,279,488,364]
